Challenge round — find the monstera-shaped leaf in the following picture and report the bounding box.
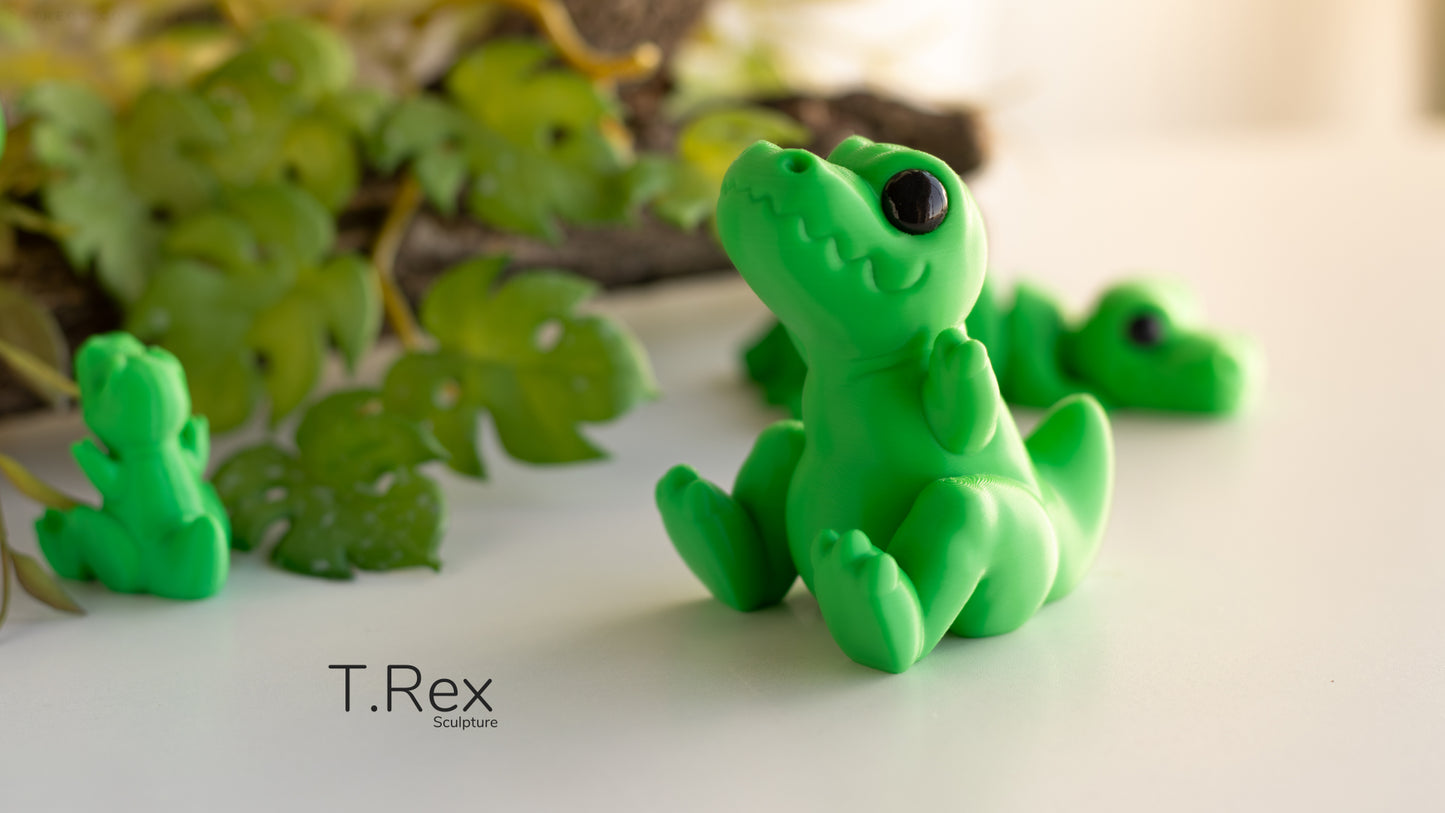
[126,183,380,430]
[375,38,662,241]
[381,256,657,477]
[213,390,447,579]
[23,83,159,303]
[652,107,810,230]
[196,18,384,211]
[118,87,228,214]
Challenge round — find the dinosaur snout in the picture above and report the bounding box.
[777,149,818,175]
[1205,337,1264,414]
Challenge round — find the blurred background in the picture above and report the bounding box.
[1,0,1441,420]
[678,0,1444,142]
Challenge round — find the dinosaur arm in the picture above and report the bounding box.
[179,415,210,478]
[1001,283,1087,407]
[923,327,1001,454]
[73,439,121,499]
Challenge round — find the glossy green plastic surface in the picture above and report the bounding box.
[657,137,1114,672]
[747,275,1262,418]
[36,333,231,599]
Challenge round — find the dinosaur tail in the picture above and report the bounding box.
[1025,393,1114,602]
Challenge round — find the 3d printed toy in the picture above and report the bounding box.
[657,137,1114,673]
[37,333,230,599]
[746,277,1262,419]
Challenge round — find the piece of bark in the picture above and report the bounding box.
[764,92,989,178]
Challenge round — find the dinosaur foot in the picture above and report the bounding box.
[656,465,792,612]
[811,529,924,673]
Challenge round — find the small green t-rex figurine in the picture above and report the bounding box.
[657,137,1113,672]
[37,333,230,599]
[745,276,1261,419]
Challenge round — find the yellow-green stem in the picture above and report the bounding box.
[371,174,426,351]
[432,0,661,82]
[0,453,80,511]
[0,336,80,400]
[0,498,12,631]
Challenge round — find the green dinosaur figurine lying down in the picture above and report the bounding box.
[745,276,1262,418]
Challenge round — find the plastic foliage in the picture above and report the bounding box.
[213,390,447,579]
[125,183,380,431]
[21,18,386,305]
[382,255,658,477]
[0,114,68,267]
[192,18,387,212]
[21,83,160,304]
[375,38,664,242]
[652,107,810,231]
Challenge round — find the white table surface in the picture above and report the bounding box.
[2,131,1443,811]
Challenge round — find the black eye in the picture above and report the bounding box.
[881,169,948,235]
[1126,312,1166,346]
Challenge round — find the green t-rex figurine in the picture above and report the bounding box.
[656,137,1113,673]
[37,333,230,599]
[745,276,1261,419]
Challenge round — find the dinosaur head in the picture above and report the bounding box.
[77,332,193,450]
[1065,281,1262,414]
[717,136,986,359]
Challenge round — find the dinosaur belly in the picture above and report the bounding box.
[785,369,1038,587]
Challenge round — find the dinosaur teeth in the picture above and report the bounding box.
[820,236,844,271]
[852,256,876,289]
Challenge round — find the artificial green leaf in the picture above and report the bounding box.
[220,183,333,276]
[374,95,486,217]
[213,390,447,579]
[162,210,261,275]
[23,83,116,173]
[281,113,359,212]
[199,71,293,186]
[383,351,488,477]
[127,184,376,430]
[317,87,391,138]
[127,257,269,430]
[10,550,84,614]
[23,83,159,303]
[208,18,354,104]
[119,87,227,212]
[197,18,362,196]
[382,256,658,474]
[0,281,69,406]
[247,254,380,421]
[379,39,648,238]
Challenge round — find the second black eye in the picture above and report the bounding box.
[1126,313,1166,347]
[881,169,948,235]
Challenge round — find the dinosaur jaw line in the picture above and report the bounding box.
[721,178,929,294]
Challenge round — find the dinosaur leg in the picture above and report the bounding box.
[1026,393,1114,602]
[36,506,143,592]
[35,509,90,581]
[810,476,1057,672]
[151,514,230,600]
[656,420,804,611]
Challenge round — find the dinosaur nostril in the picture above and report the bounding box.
[780,151,814,174]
